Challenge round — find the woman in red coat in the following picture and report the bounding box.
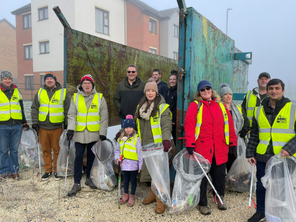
[184,80,237,215]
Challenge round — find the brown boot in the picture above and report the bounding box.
[142,187,156,205]
[127,194,135,207]
[155,197,165,214]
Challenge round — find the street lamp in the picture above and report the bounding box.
[226,8,232,36]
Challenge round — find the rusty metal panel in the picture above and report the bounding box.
[64,28,177,126]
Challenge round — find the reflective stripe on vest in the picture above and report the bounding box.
[0,88,22,121]
[137,103,170,144]
[254,102,296,157]
[194,101,229,145]
[245,90,258,127]
[38,88,66,123]
[119,134,138,161]
[74,93,102,132]
[237,104,243,117]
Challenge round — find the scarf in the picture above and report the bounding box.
[139,101,154,121]
[231,101,244,135]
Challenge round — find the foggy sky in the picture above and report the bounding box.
[1,0,296,96]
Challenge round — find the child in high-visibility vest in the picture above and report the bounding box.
[115,114,143,207]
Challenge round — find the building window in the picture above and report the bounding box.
[39,7,48,21]
[25,76,34,90]
[24,45,32,60]
[23,13,31,29]
[149,48,157,54]
[39,41,49,54]
[40,75,44,86]
[149,18,157,34]
[174,24,179,38]
[95,8,109,35]
[173,51,178,60]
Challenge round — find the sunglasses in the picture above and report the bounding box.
[200,87,211,92]
[127,71,136,73]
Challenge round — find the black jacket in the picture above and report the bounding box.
[113,77,145,119]
[157,81,169,101]
[167,86,177,123]
[0,83,27,126]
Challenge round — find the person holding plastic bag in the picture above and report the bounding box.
[184,80,237,215]
[246,78,296,222]
[115,115,143,207]
[0,70,29,180]
[67,74,108,197]
[135,78,172,214]
[219,83,249,172]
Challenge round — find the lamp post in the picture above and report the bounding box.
[226,8,232,36]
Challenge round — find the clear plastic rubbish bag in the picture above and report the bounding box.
[261,154,296,222]
[91,139,117,191]
[170,149,210,213]
[226,137,255,192]
[57,130,76,177]
[18,128,39,169]
[142,143,171,206]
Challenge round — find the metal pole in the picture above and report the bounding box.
[226,8,232,36]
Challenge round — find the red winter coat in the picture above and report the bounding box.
[184,97,237,165]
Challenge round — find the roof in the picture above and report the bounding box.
[11,3,31,15]
[128,0,178,20]
[0,18,15,29]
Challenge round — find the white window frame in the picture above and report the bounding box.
[174,24,179,38]
[24,75,34,90]
[40,73,45,86]
[23,13,31,29]
[95,7,109,35]
[173,51,178,60]
[39,41,49,54]
[149,47,157,54]
[149,18,157,34]
[24,44,33,60]
[39,7,48,21]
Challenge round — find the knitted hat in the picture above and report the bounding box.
[80,74,94,88]
[44,71,57,82]
[1,70,13,81]
[123,114,135,129]
[219,83,233,96]
[197,80,212,91]
[144,77,158,93]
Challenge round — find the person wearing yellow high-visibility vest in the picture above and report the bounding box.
[219,83,249,172]
[242,72,270,128]
[184,80,237,215]
[0,70,29,181]
[134,78,172,214]
[67,74,108,197]
[246,79,296,222]
[31,72,71,181]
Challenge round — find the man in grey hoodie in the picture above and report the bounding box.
[31,72,71,181]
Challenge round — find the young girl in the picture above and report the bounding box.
[115,114,143,207]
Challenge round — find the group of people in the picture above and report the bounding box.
[1,66,296,221]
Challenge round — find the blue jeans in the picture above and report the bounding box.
[256,161,267,214]
[0,124,22,175]
[123,170,138,195]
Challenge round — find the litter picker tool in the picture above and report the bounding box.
[248,163,256,208]
[193,152,224,205]
[118,155,123,209]
[64,139,71,196]
[34,130,42,181]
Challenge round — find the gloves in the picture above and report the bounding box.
[186,147,194,155]
[22,123,29,130]
[32,124,39,135]
[100,135,107,141]
[163,140,171,152]
[64,124,68,130]
[239,128,248,138]
[229,146,236,154]
[114,131,121,141]
[67,130,74,141]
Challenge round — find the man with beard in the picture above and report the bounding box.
[152,69,168,101]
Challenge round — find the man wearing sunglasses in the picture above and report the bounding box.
[113,64,145,127]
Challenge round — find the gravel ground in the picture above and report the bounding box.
[0,168,256,222]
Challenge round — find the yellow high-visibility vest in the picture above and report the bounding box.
[254,102,296,157]
[0,88,22,121]
[194,101,230,145]
[38,88,66,123]
[245,90,258,127]
[137,103,170,144]
[74,93,102,132]
[119,134,138,161]
[237,104,243,117]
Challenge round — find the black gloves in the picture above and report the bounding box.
[100,135,107,141]
[67,130,74,141]
[239,128,248,138]
[22,123,29,130]
[64,124,68,130]
[186,147,194,155]
[32,124,39,135]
